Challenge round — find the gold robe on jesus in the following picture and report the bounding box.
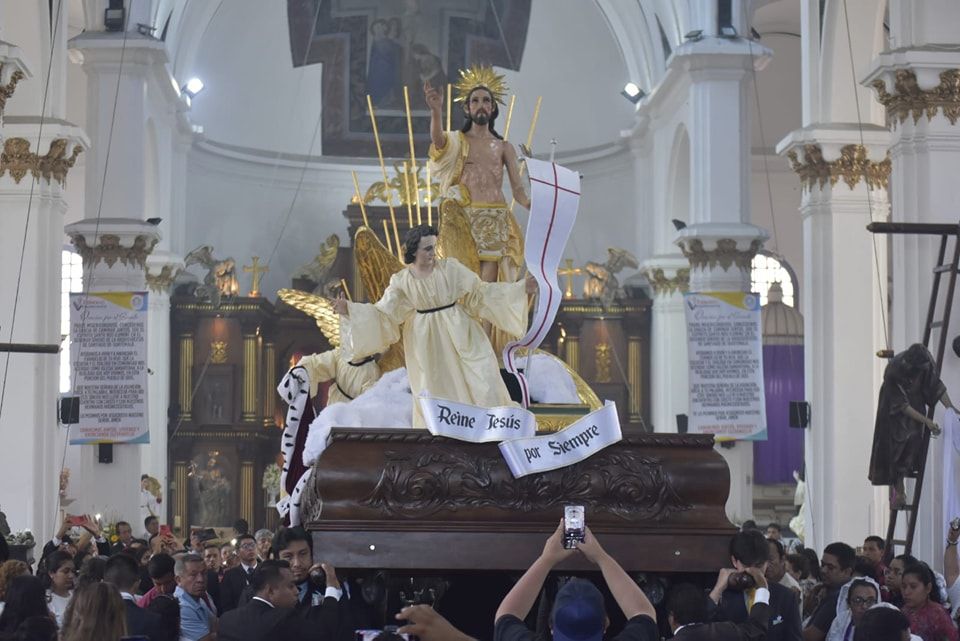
[295,347,380,405]
[340,257,527,428]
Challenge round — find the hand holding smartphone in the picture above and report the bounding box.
[563,505,585,549]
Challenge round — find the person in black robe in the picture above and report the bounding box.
[869,343,954,507]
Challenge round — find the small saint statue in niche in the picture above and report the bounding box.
[869,343,957,507]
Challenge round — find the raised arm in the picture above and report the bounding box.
[503,143,530,209]
[425,82,447,150]
[495,521,574,622]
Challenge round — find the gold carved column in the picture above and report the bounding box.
[564,332,581,373]
[178,333,194,421]
[627,335,643,423]
[240,461,255,525]
[263,342,276,426]
[173,461,188,536]
[242,330,258,422]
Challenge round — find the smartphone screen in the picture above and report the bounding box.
[159,524,172,537]
[67,515,85,526]
[356,630,411,641]
[563,505,585,549]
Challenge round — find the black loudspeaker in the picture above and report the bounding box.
[789,401,811,428]
[59,397,80,425]
[676,414,688,434]
[98,444,113,464]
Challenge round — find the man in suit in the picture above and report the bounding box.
[708,530,802,641]
[111,520,135,555]
[104,553,162,640]
[218,560,339,641]
[220,533,260,612]
[203,542,224,613]
[669,570,770,640]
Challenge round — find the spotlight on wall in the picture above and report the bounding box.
[719,25,739,39]
[182,77,205,98]
[621,82,645,104]
[684,29,704,41]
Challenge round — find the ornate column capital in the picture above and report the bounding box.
[674,223,768,293]
[865,51,960,128]
[65,218,161,290]
[0,41,32,117]
[776,125,892,193]
[0,136,86,187]
[640,255,690,297]
[146,252,184,295]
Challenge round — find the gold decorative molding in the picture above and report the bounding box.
[210,340,228,364]
[595,342,612,383]
[871,69,960,127]
[356,162,441,206]
[240,461,255,525]
[627,336,643,421]
[642,267,689,296]
[70,233,158,269]
[679,238,764,272]
[242,333,258,421]
[263,343,276,426]
[145,265,181,293]
[0,137,83,185]
[173,461,188,535]
[786,144,891,191]
[564,335,580,374]
[0,65,26,112]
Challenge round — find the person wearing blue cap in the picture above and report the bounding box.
[494,521,658,641]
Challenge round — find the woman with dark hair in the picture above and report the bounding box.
[885,554,921,607]
[900,562,957,641]
[40,551,74,627]
[0,576,53,634]
[8,615,57,641]
[333,224,535,427]
[826,577,881,641]
[74,556,106,589]
[0,561,30,618]
[60,582,126,641]
[854,605,913,641]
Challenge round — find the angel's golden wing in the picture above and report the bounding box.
[353,226,406,371]
[277,289,340,346]
[436,199,480,275]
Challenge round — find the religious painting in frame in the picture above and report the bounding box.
[188,445,237,529]
[193,364,236,426]
[286,0,532,157]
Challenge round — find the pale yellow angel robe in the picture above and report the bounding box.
[295,347,380,405]
[341,257,527,427]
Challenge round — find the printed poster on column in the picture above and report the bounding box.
[69,292,149,444]
[684,292,766,440]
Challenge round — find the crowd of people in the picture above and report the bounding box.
[0,514,958,641]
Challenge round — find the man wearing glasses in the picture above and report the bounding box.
[221,533,260,612]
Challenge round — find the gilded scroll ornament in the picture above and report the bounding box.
[679,238,763,272]
[642,267,690,296]
[210,341,228,364]
[871,69,960,127]
[358,162,441,206]
[0,65,25,112]
[786,144,891,191]
[0,137,83,185]
[70,233,158,269]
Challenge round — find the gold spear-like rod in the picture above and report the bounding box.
[402,162,413,227]
[446,83,452,131]
[402,86,422,225]
[351,170,370,229]
[510,96,543,211]
[382,220,394,255]
[426,163,433,227]
[340,278,352,301]
[365,95,403,261]
[503,95,517,140]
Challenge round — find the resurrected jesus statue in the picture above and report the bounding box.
[424,65,530,286]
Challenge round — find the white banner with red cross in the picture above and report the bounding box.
[503,158,580,406]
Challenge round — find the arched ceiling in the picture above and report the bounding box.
[135,0,643,160]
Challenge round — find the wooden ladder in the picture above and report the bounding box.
[867,221,960,558]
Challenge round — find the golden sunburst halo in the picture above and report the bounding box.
[453,64,509,105]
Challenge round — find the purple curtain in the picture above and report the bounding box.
[753,344,805,484]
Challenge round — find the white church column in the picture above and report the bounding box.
[670,36,772,524]
[866,4,960,562]
[777,128,891,551]
[640,257,689,433]
[0,4,87,539]
[64,219,160,524]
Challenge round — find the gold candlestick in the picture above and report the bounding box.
[351,171,369,229]
[402,86,422,225]
[366,95,403,261]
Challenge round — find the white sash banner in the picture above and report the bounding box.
[419,395,537,442]
[503,158,580,406]
[498,402,622,478]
